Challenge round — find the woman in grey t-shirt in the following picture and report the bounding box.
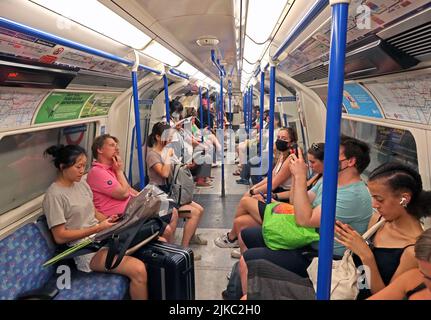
[146,122,207,250]
[43,144,148,300]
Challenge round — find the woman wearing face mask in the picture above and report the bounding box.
[214,128,296,251]
[146,122,206,258]
[247,127,297,196]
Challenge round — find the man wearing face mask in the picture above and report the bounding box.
[288,135,373,257]
[215,128,296,249]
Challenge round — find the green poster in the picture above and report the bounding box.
[35,92,92,123]
[80,93,119,118]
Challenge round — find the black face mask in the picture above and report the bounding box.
[276,139,289,152]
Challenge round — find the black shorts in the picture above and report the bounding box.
[159,213,172,235]
[258,201,266,220]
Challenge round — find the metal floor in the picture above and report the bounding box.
[173,163,249,299]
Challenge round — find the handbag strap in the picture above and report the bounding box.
[361,217,386,241]
[343,217,385,258]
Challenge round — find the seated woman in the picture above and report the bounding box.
[43,144,148,300]
[234,111,269,176]
[146,122,207,256]
[214,141,324,260]
[368,228,431,300]
[335,162,431,299]
[239,136,374,298]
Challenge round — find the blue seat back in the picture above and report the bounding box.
[0,223,55,300]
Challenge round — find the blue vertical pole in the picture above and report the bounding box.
[266,65,276,204]
[316,1,350,300]
[259,72,265,158]
[243,94,247,132]
[199,87,204,143]
[247,87,252,132]
[128,126,136,184]
[163,74,170,123]
[249,87,253,132]
[132,71,145,190]
[220,75,225,198]
[207,89,211,130]
[284,113,288,127]
[228,80,232,130]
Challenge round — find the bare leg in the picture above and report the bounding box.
[233,215,260,253]
[239,256,248,297]
[179,201,203,247]
[228,197,262,239]
[90,249,148,300]
[161,208,178,243]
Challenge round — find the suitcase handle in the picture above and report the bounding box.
[182,266,193,275]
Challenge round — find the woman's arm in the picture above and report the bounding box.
[51,219,114,244]
[95,209,107,222]
[368,268,422,300]
[152,148,174,179]
[335,221,386,294]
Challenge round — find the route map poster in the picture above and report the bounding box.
[365,74,431,124]
[0,88,48,130]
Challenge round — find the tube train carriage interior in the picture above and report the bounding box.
[0,0,431,301]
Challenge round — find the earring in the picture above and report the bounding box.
[399,197,408,208]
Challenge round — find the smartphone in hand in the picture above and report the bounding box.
[289,144,299,157]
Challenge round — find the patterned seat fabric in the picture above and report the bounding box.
[0,224,55,300]
[0,221,128,300]
[55,272,129,300]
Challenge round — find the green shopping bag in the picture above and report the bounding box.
[262,202,320,250]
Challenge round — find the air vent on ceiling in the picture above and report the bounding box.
[386,21,431,60]
[292,36,419,83]
[292,64,328,83]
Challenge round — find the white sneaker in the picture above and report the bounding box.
[214,233,239,248]
[231,248,241,259]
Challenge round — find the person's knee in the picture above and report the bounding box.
[192,206,203,218]
[163,225,172,237]
[192,202,204,215]
[239,196,252,209]
[130,260,147,284]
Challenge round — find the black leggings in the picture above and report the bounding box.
[241,227,315,278]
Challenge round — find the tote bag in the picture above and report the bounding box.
[262,202,320,250]
[306,218,386,300]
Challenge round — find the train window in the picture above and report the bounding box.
[0,123,95,216]
[340,119,418,177]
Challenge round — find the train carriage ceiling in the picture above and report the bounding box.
[103,0,238,90]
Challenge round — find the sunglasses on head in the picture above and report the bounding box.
[311,143,320,151]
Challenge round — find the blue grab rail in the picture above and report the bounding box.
[316,2,350,300]
[259,72,265,159]
[0,17,165,191]
[266,65,276,204]
[272,0,328,61]
[163,74,170,123]
[132,71,146,190]
[0,17,161,74]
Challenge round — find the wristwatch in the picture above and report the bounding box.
[273,193,279,201]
